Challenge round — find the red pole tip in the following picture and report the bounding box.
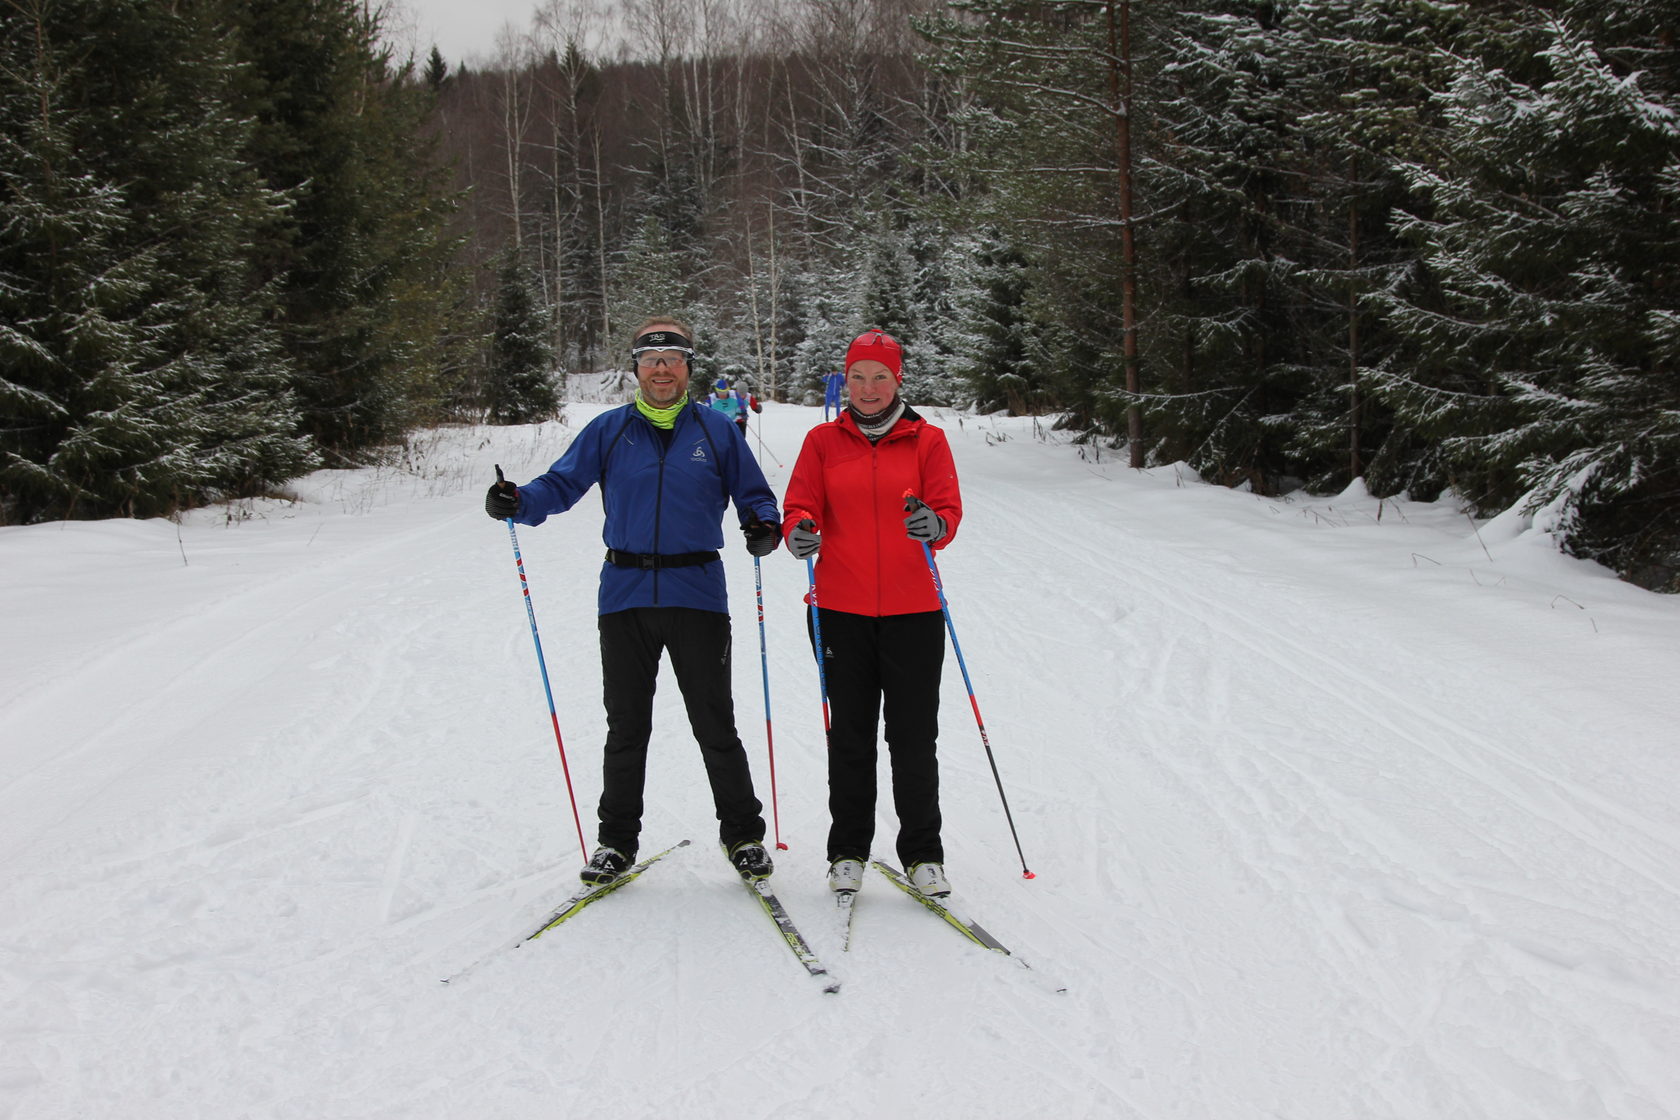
[1022,870,1036,880]
[776,843,789,851]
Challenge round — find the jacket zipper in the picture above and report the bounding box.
[652,417,668,606]
[876,421,921,616]
[839,416,920,617]
[871,441,883,615]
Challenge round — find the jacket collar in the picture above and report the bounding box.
[627,397,704,428]
[836,403,923,443]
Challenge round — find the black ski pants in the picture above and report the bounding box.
[597,607,765,856]
[812,607,946,869]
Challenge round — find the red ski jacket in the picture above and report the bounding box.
[781,406,963,616]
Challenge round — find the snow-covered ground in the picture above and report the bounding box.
[2,401,1678,1120]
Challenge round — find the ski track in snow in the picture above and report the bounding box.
[2,404,1678,1119]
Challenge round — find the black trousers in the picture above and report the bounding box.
[812,608,946,868]
[597,607,765,856]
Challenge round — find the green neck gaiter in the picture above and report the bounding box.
[634,391,689,429]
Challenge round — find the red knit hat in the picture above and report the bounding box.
[845,328,903,383]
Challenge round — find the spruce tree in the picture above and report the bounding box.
[860,210,916,344]
[1139,4,1278,484]
[426,47,449,91]
[228,0,472,457]
[1142,1,1423,493]
[1,0,315,523]
[918,0,1151,436]
[953,232,1041,414]
[792,261,863,404]
[487,252,561,425]
[0,4,155,521]
[1367,2,1680,584]
[904,220,962,407]
[607,215,692,343]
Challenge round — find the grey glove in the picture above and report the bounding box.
[788,519,821,560]
[904,504,947,543]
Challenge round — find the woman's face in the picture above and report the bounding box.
[847,360,897,415]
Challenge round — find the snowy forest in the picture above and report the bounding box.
[3,0,1678,590]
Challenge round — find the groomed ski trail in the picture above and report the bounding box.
[0,403,1676,1119]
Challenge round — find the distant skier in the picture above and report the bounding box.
[780,328,964,900]
[708,376,762,437]
[485,316,782,886]
[822,370,844,421]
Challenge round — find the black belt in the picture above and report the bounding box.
[604,548,719,570]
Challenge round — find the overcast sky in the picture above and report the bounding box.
[391,0,542,66]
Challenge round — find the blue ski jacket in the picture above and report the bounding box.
[513,401,780,616]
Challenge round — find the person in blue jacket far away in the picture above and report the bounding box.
[484,315,783,887]
[823,369,844,421]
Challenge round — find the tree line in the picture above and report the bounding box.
[4,0,1676,590]
[440,0,1680,590]
[1,0,474,522]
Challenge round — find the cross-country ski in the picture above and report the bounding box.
[870,860,1014,956]
[441,840,691,984]
[740,876,841,995]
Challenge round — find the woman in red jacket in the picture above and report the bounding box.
[781,329,963,899]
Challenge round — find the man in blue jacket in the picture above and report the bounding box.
[485,316,782,886]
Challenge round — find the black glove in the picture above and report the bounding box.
[743,518,779,557]
[904,503,947,543]
[788,519,820,560]
[485,465,519,520]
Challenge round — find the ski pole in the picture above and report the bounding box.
[801,520,832,736]
[904,493,1035,880]
[497,465,589,863]
[753,555,787,850]
[749,421,783,468]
